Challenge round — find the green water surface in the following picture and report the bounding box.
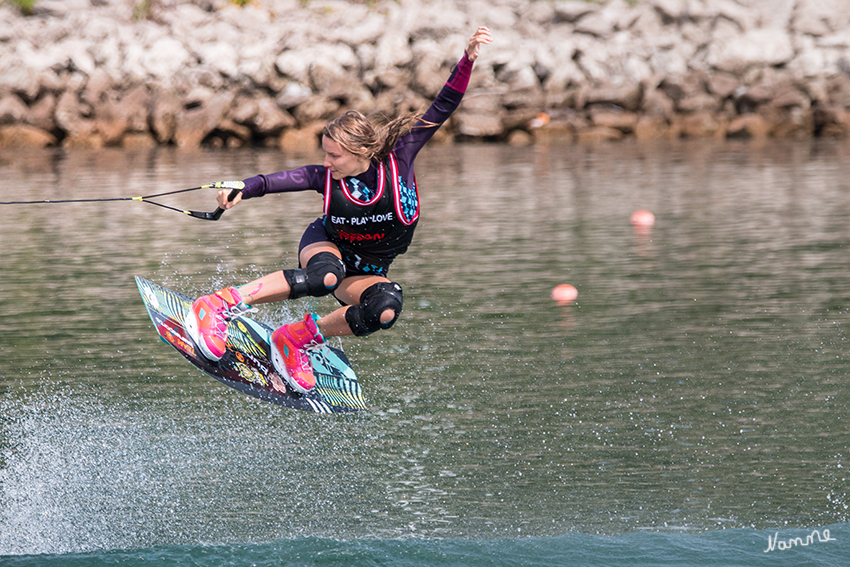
[1,140,848,554]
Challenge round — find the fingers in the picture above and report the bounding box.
[473,26,491,40]
[472,27,492,45]
[217,189,242,209]
[466,26,492,61]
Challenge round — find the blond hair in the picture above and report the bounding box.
[322,111,433,164]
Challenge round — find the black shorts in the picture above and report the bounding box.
[299,217,392,277]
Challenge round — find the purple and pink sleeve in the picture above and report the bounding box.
[446,53,474,94]
[392,53,475,172]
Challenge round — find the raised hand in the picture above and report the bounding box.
[466,26,492,62]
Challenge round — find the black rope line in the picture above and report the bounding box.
[0,184,242,221]
[0,185,207,205]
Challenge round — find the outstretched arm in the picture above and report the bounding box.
[210,165,327,208]
[393,26,493,164]
[419,26,493,126]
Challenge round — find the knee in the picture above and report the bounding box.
[284,252,346,299]
[344,282,403,337]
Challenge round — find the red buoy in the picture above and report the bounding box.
[551,284,578,304]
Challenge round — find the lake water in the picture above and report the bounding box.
[1,140,848,565]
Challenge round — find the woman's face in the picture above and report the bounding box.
[322,136,370,180]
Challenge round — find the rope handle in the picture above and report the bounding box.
[206,181,245,221]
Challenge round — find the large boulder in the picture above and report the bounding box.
[173,89,236,148]
[228,93,296,137]
[0,124,56,148]
[706,28,795,74]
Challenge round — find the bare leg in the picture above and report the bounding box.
[318,275,398,338]
[315,306,354,338]
[236,271,290,305]
[236,242,343,306]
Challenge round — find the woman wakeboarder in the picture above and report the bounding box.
[185,26,493,394]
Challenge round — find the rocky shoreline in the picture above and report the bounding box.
[1,0,849,150]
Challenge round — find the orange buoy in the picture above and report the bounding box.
[630,209,655,228]
[551,284,578,304]
[528,112,551,129]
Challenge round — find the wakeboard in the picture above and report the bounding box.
[135,276,366,413]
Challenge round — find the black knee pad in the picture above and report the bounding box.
[284,252,345,299]
[344,282,403,337]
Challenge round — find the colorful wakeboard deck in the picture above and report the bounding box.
[135,276,366,413]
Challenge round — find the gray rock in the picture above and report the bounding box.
[453,111,504,137]
[0,95,28,125]
[706,28,795,73]
[292,96,341,124]
[276,82,314,110]
[229,93,296,135]
[174,90,235,148]
[26,93,58,132]
[1,0,848,146]
[150,87,182,144]
[54,90,93,138]
[553,1,600,24]
[0,124,57,148]
[197,41,240,79]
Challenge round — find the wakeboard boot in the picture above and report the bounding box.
[270,313,324,394]
[184,287,245,361]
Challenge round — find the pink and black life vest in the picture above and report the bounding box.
[322,153,419,274]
